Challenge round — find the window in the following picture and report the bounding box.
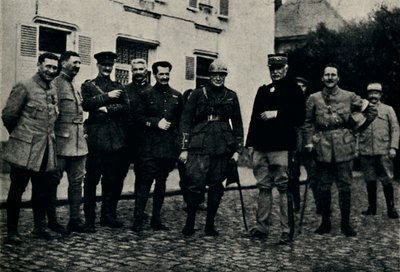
[219,0,229,17]
[188,0,198,9]
[39,26,68,54]
[115,37,158,85]
[196,56,214,88]
[115,68,130,86]
[116,38,150,65]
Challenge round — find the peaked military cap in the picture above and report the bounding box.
[268,53,288,67]
[295,77,308,84]
[94,51,118,65]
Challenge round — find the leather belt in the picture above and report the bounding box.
[58,114,84,124]
[207,115,223,122]
[316,124,347,131]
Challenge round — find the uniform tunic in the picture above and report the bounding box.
[81,75,129,222]
[180,84,244,195]
[2,72,58,231]
[48,72,88,221]
[133,83,184,223]
[358,102,399,184]
[304,86,377,191]
[2,73,58,171]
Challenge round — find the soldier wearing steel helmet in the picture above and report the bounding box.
[179,60,244,236]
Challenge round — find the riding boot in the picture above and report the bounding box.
[182,192,201,236]
[100,192,122,228]
[383,184,399,219]
[310,184,321,215]
[132,195,148,232]
[315,190,332,234]
[339,190,357,237]
[151,179,169,230]
[362,182,377,215]
[205,189,222,236]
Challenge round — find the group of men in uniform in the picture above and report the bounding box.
[2,50,399,246]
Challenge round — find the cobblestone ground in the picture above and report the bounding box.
[0,176,399,272]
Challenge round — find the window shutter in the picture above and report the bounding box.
[16,24,38,82]
[188,0,198,8]
[220,0,229,16]
[185,56,195,80]
[20,25,38,57]
[78,35,91,65]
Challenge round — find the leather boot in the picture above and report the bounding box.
[47,183,68,235]
[383,184,399,219]
[339,191,357,237]
[182,192,201,236]
[151,180,169,231]
[83,180,97,233]
[204,189,222,236]
[182,207,196,236]
[132,195,148,232]
[362,182,377,215]
[100,193,123,228]
[310,183,321,215]
[315,190,332,234]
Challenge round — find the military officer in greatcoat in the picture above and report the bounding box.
[179,60,244,236]
[2,52,59,244]
[246,54,305,244]
[131,61,183,232]
[46,51,89,235]
[81,51,129,231]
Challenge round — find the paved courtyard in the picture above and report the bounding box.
[0,171,399,272]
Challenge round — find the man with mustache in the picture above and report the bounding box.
[2,52,59,244]
[123,58,151,200]
[358,82,399,219]
[81,51,129,232]
[46,51,90,235]
[246,54,305,244]
[304,63,377,237]
[132,61,183,232]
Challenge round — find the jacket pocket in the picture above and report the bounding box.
[343,132,355,144]
[55,126,71,138]
[59,95,76,113]
[3,130,34,167]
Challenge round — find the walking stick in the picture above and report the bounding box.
[298,179,309,234]
[237,181,248,231]
[287,191,295,239]
[226,160,248,231]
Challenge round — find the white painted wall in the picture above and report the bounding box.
[1,0,275,142]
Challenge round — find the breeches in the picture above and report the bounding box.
[185,153,230,196]
[318,161,353,192]
[360,155,394,186]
